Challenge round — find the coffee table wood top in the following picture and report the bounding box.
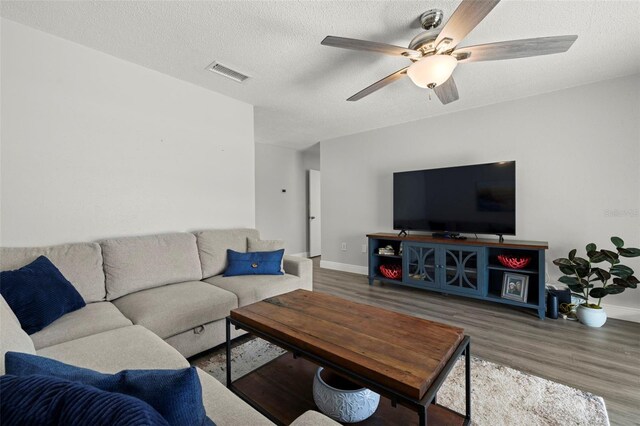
[230,289,464,400]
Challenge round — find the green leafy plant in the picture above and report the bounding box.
[553,237,640,308]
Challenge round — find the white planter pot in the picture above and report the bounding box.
[313,367,380,423]
[576,304,607,327]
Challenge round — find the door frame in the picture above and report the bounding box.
[308,169,321,257]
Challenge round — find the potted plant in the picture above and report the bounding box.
[553,237,639,327]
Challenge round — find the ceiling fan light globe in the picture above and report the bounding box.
[407,54,458,88]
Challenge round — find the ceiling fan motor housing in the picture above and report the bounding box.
[408,29,440,57]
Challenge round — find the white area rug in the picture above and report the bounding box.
[193,337,286,385]
[192,338,609,426]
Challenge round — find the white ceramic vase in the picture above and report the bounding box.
[576,304,607,327]
[312,367,380,423]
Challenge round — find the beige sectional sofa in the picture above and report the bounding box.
[0,228,337,426]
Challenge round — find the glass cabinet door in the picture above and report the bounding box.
[440,247,484,295]
[404,244,438,289]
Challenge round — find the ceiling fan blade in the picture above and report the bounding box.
[322,36,421,59]
[433,76,460,105]
[452,35,578,62]
[347,67,409,101]
[435,0,501,51]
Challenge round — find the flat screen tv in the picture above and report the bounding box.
[393,161,516,236]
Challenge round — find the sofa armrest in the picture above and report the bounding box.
[283,255,313,290]
[290,410,341,426]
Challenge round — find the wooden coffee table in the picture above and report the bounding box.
[225,290,471,426]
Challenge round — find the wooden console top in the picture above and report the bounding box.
[230,289,464,400]
[367,232,548,250]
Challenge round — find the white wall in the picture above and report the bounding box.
[302,143,320,171]
[255,143,320,256]
[321,74,640,319]
[0,19,255,246]
[255,143,305,254]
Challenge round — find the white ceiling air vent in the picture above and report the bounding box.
[206,62,249,83]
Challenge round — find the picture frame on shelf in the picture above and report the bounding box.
[501,272,529,302]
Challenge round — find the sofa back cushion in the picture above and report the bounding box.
[194,229,259,278]
[0,243,106,303]
[101,233,202,301]
[1,256,86,335]
[0,296,36,374]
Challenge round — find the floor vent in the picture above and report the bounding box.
[206,62,249,83]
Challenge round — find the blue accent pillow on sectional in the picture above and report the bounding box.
[224,249,285,276]
[5,352,215,426]
[0,374,170,426]
[0,256,86,334]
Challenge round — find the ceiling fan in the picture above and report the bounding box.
[321,0,578,105]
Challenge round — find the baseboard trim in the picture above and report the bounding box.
[320,260,368,275]
[602,303,640,323]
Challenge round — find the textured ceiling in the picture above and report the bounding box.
[2,1,639,149]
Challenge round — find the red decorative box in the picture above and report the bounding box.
[497,254,531,269]
[380,264,402,280]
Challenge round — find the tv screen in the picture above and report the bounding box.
[393,161,516,235]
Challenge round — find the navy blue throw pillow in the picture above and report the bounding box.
[5,352,214,426]
[0,256,86,334]
[0,374,170,426]
[224,249,285,276]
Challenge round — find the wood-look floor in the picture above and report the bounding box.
[311,258,640,426]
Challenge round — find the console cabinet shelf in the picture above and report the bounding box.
[368,233,548,319]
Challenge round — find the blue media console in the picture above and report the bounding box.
[367,233,549,319]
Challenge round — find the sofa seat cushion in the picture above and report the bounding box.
[30,302,133,350]
[37,325,189,373]
[204,274,303,307]
[113,281,237,339]
[197,368,274,426]
[196,369,338,426]
[290,411,341,426]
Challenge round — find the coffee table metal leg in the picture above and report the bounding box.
[465,340,471,422]
[419,406,427,426]
[225,317,232,388]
